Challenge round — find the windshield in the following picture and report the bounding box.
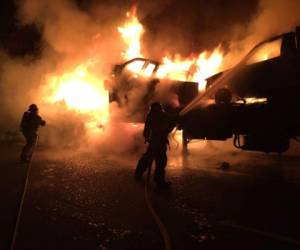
[124,59,145,74]
[124,59,157,77]
[246,39,282,65]
[143,63,156,76]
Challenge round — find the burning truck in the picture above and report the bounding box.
[107,57,198,122]
[108,26,300,153]
[180,26,300,153]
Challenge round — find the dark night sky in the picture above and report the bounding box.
[0,0,41,56]
[0,0,259,57]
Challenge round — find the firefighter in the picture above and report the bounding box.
[20,104,46,163]
[134,102,176,188]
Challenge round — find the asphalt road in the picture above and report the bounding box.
[1,141,300,250]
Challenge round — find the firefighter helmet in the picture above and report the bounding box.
[28,104,38,111]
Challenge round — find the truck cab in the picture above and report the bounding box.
[108,58,198,122]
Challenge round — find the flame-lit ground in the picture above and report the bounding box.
[1,142,300,249]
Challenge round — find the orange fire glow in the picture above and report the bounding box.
[157,48,223,91]
[118,8,224,91]
[247,39,281,65]
[44,63,109,128]
[42,7,225,132]
[118,7,144,60]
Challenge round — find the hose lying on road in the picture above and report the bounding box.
[11,139,171,250]
[10,136,38,250]
[145,164,172,250]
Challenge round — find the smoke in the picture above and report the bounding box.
[0,51,53,128]
[0,0,141,151]
[139,0,300,67]
[1,0,300,154]
[244,0,300,42]
[224,0,300,67]
[138,0,259,59]
[182,0,300,114]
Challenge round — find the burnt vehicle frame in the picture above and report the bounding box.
[107,57,199,122]
[180,26,300,153]
[108,26,300,153]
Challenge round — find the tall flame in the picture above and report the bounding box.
[42,6,225,134]
[193,48,223,90]
[118,8,224,91]
[118,7,144,59]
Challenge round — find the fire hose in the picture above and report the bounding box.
[145,164,172,250]
[10,135,38,250]
[10,136,171,249]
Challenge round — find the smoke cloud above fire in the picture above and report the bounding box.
[0,0,300,152]
[225,0,300,66]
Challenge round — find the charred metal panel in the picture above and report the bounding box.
[180,104,232,141]
[177,82,199,107]
[241,135,290,153]
[281,32,297,57]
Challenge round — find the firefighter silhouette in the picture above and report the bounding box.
[20,104,46,162]
[134,102,176,188]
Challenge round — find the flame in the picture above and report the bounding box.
[117,7,223,91]
[157,56,195,81]
[248,39,281,64]
[126,59,145,75]
[193,49,223,90]
[157,48,223,91]
[118,7,144,60]
[44,63,109,128]
[240,97,268,104]
[42,7,224,135]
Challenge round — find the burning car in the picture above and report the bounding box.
[180,26,300,153]
[107,57,199,122]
